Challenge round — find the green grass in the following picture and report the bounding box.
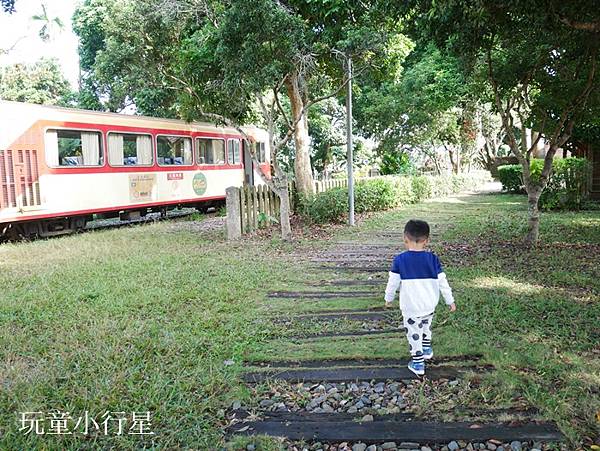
[1,191,599,449]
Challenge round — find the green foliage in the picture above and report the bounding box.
[380,151,415,175]
[354,178,398,213]
[413,0,600,148]
[498,159,591,210]
[258,212,279,227]
[0,58,74,106]
[298,187,348,224]
[411,175,432,202]
[497,164,525,193]
[300,173,489,223]
[540,159,592,211]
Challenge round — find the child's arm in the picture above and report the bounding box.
[384,256,401,305]
[384,272,401,305]
[435,256,456,310]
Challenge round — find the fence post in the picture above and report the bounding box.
[252,185,258,230]
[239,185,246,234]
[226,186,242,240]
[244,186,253,232]
[258,185,265,228]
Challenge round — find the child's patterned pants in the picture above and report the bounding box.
[403,312,434,365]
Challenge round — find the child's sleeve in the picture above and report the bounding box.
[435,255,455,305]
[384,257,402,303]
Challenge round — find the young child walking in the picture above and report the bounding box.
[384,219,456,376]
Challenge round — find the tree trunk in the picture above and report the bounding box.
[448,147,459,174]
[285,73,314,196]
[524,187,542,246]
[272,175,292,241]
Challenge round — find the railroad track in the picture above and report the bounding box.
[227,236,564,450]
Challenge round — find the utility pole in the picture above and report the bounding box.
[346,55,355,226]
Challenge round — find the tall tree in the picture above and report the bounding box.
[410,0,599,244]
[73,0,406,196]
[0,58,74,105]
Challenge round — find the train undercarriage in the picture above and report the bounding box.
[0,199,225,241]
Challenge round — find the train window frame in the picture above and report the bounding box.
[156,134,194,167]
[195,137,226,166]
[106,131,154,167]
[227,138,241,165]
[44,127,105,168]
[255,141,266,163]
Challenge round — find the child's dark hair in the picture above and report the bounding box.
[404,219,430,242]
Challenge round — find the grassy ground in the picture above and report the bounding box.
[1,192,599,449]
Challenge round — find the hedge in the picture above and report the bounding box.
[299,172,490,224]
[497,158,591,210]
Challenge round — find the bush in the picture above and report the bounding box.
[299,172,491,223]
[411,176,432,202]
[354,179,398,213]
[497,164,524,193]
[298,187,348,223]
[540,158,591,210]
[497,158,591,210]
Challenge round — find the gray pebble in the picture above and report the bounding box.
[352,444,367,451]
[381,443,397,450]
[421,447,432,451]
[231,400,241,410]
[259,399,273,408]
[361,414,374,422]
[399,444,420,449]
[448,441,460,451]
[366,446,377,451]
[510,442,522,451]
[246,445,255,451]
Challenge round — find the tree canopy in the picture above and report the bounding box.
[73,0,409,194]
[0,58,74,106]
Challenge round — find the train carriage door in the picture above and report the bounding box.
[242,139,254,186]
[0,149,41,211]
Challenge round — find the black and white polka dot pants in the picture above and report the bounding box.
[403,312,434,364]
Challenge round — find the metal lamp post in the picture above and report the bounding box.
[346,55,355,226]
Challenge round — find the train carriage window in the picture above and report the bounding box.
[196,138,225,165]
[108,133,153,166]
[227,139,241,165]
[157,135,193,166]
[255,142,266,163]
[45,129,103,167]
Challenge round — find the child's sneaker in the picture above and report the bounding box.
[407,360,425,376]
[423,347,434,360]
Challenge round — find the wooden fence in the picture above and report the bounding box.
[226,178,358,239]
[314,178,348,193]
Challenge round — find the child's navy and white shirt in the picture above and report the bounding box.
[384,250,454,318]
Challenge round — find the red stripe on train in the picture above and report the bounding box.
[0,195,225,223]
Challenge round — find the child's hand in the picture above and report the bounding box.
[449,303,457,312]
[384,300,393,309]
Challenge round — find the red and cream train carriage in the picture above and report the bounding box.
[0,101,270,239]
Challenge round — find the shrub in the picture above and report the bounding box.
[497,158,590,210]
[354,179,398,213]
[540,158,591,210]
[298,187,348,223]
[411,176,432,202]
[299,172,491,223]
[497,165,523,193]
